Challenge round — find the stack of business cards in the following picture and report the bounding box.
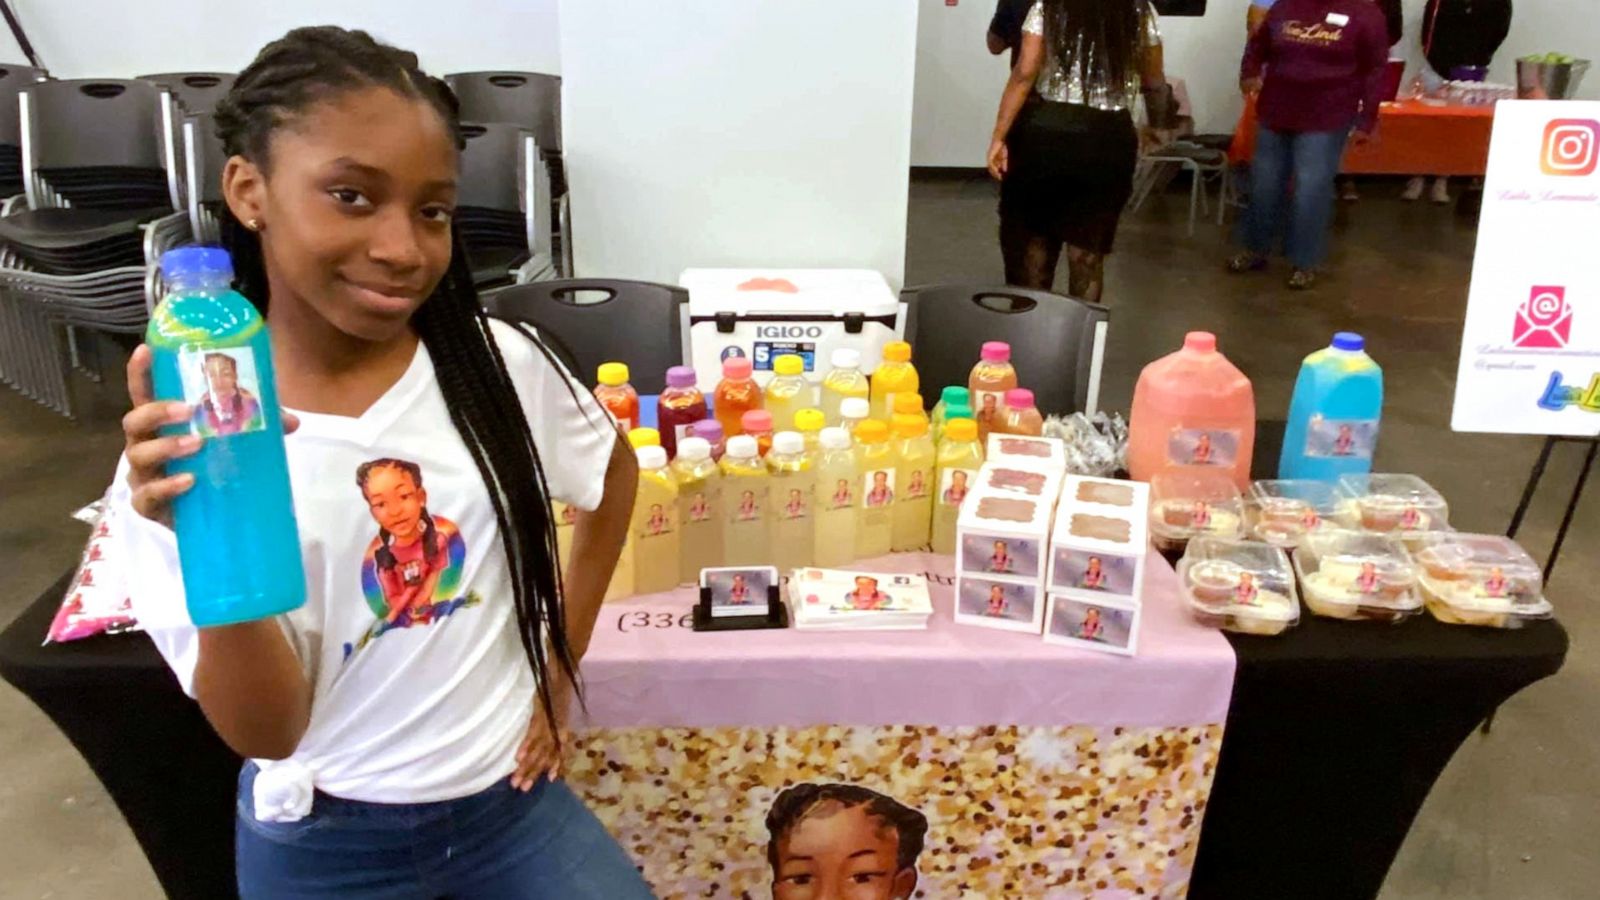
[787,567,934,631]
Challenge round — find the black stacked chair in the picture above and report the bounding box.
[483,279,686,395]
[139,72,235,213]
[182,111,225,244]
[457,122,553,293]
[446,72,568,275]
[0,79,186,415]
[0,65,47,200]
[901,284,1110,416]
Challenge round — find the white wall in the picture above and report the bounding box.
[2,0,560,77]
[560,0,919,287]
[911,0,1600,168]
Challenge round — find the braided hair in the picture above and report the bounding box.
[355,459,442,572]
[1040,0,1150,108]
[765,782,929,873]
[214,26,584,736]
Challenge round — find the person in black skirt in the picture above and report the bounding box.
[987,0,1173,301]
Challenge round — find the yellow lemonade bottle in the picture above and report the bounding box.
[671,437,723,585]
[840,397,871,437]
[854,419,897,559]
[813,427,859,567]
[719,435,772,567]
[631,446,681,595]
[820,348,870,426]
[932,418,984,554]
[627,427,660,449]
[870,341,919,422]
[892,392,929,428]
[793,408,825,458]
[766,431,815,575]
[764,354,811,432]
[891,414,935,551]
[930,385,969,444]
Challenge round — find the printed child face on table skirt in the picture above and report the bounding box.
[766,782,928,900]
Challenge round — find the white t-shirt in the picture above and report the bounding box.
[113,319,616,805]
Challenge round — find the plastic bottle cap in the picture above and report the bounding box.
[947,404,973,421]
[882,341,912,363]
[820,427,852,450]
[722,357,753,379]
[893,393,925,415]
[794,408,825,432]
[981,341,1012,362]
[1005,389,1035,409]
[677,437,712,461]
[855,419,889,443]
[830,348,861,369]
[742,409,773,432]
[945,418,978,442]
[841,397,871,419]
[726,435,759,459]
[636,446,667,470]
[628,427,660,448]
[1183,332,1217,353]
[598,362,630,386]
[774,354,805,377]
[892,414,929,438]
[773,431,805,455]
[690,419,724,441]
[161,246,234,284]
[940,385,970,407]
[665,365,698,388]
[1331,332,1365,352]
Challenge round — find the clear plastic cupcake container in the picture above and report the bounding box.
[1337,474,1450,538]
[1247,479,1350,549]
[1293,529,1421,623]
[1149,470,1245,554]
[1411,533,1553,629]
[1177,536,1300,636]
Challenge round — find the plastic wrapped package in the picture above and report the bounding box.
[1246,479,1350,549]
[1149,469,1244,555]
[1178,537,1300,636]
[46,507,138,643]
[1337,473,1449,538]
[1044,411,1128,477]
[1294,529,1422,623]
[1412,533,1553,629]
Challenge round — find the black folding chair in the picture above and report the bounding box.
[482,279,687,394]
[0,64,48,199]
[901,284,1109,416]
[457,122,554,292]
[139,73,235,213]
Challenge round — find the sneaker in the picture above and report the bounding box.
[1287,269,1317,290]
[1226,252,1268,274]
[1430,177,1451,205]
[1401,176,1425,202]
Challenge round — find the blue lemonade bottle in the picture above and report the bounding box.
[147,247,305,625]
[1279,332,1384,482]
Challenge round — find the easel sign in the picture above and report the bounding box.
[1451,100,1600,438]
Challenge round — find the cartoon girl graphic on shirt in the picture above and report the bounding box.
[942,470,969,505]
[1079,606,1104,641]
[1081,556,1106,590]
[985,584,1007,617]
[357,459,467,625]
[866,470,893,509]
[191,352,265,437]
[987,539,1012,573]
[831,478,853,509]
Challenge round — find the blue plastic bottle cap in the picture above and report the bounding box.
[161,246,234,282]
[1331,332,1365,352]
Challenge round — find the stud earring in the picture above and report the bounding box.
[247,218,263,231]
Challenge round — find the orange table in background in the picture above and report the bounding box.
[1229,95,1495,176]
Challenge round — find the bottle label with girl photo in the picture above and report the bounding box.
[1167,428,1239,468]
[1304,417,1377,459]
[178,346,268,438]
[862,469,896,510]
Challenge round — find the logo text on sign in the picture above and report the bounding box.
[1541,119,1600,176]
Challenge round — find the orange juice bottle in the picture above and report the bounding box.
[595,362,639,433]
[1128,331,1256,489]
[969,342,1018,441]
[870,341,919,422]
[714,356,763,438]
[995,389,1044,437]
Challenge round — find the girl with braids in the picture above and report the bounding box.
[986,0,1172,301]
[112,26,651,898]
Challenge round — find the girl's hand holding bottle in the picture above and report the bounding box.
[122,344,299,526]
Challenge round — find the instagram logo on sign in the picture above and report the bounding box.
[1541,119,1600,176]
[1513,286,1573,348]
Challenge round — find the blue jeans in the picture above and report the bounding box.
[1238,125,1351,270]
[236,763,655,899]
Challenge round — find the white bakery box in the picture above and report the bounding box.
[985,433,1068,473]
[1043,476,1149,657]
[680,268,906,391]
[954,479,1060,635]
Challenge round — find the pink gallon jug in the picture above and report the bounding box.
[1128,332,1256,489]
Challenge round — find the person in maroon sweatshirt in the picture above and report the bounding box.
[1228,0,1389,289]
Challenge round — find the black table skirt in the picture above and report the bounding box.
[1,568,1567,900]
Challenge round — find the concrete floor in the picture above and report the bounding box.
[0,175,1594,898]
